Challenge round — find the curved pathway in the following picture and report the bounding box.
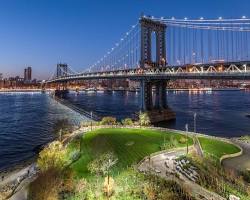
[138,149,226,200]
[222,139,250,171]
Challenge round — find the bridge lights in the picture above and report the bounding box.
[184,17,188,21]
[200,17,204,20]
[218,66,223,72]
[242,16,247,19]
[218,17,223,20]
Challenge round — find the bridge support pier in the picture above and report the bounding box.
[55,82,69,97]
[140,79,175,123]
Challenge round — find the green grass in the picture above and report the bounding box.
[68,128,193,178]
[198,137,241,160]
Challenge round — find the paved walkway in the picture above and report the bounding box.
[0,164,35,188]
[0,164,37,200]
[222,139,250,171]
[138,149,226,200]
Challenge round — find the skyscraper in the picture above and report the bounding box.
[24,67,32,82]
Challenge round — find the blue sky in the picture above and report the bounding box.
[0,0,249,79]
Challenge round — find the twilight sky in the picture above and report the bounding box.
[0,0,249,80]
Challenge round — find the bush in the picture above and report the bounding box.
[28,168,62,200]
[37,141,67,171]
[179,136,188,144]
[139,112,150,126]
[100,117,117,125]
[121,118,134,126]
[241,170,250,183]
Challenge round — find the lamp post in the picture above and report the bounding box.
[185,124,189,155]
[194,112,197,133]
[90,111,93,131]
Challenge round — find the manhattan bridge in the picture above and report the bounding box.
[47,15,250,122]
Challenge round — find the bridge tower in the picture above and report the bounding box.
[56,63,68,78]
[140,16,167,68]
[55,63,69,97]
[139,17,175,122]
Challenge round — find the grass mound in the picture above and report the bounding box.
[198,137,241,160]
[69,128,193,178]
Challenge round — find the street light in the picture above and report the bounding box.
[194,112,197,133]
[185,124,189,155]
[90,111,93,131]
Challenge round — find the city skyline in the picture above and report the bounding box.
[0,0,250,79]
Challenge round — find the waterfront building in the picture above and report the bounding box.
[24,67,32,83]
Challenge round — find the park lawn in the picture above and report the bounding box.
[198,137,241,160]
[69,128,193,178]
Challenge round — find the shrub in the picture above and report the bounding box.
[121,118,134,126]
[179,136,188,144]
[139,112,150,126]
[28,168,62,200]
[37,141,67,171]
[100,117,117,125]
[240,170,250,183]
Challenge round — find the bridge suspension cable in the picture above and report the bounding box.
[159,16,250,66]
[81,23,140,73]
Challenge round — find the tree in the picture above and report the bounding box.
[100,117,117,126]
[87,152,118,177]
[139,112,150,126]
[121,118,134,126]
[103,176,115,197]
[37,141,67,171]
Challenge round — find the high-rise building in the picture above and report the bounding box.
[0,73,3,80]
[24,67,32,82]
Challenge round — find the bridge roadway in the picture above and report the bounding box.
[47,61,250,83]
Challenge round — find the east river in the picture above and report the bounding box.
[1,90,250,171]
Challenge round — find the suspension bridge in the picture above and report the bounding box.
[46,15,250,122]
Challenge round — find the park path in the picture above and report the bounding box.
[138,149,226,200]
[222,139,250,171]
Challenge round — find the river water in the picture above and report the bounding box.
[1,90,250,171]
[0,92,89,172]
